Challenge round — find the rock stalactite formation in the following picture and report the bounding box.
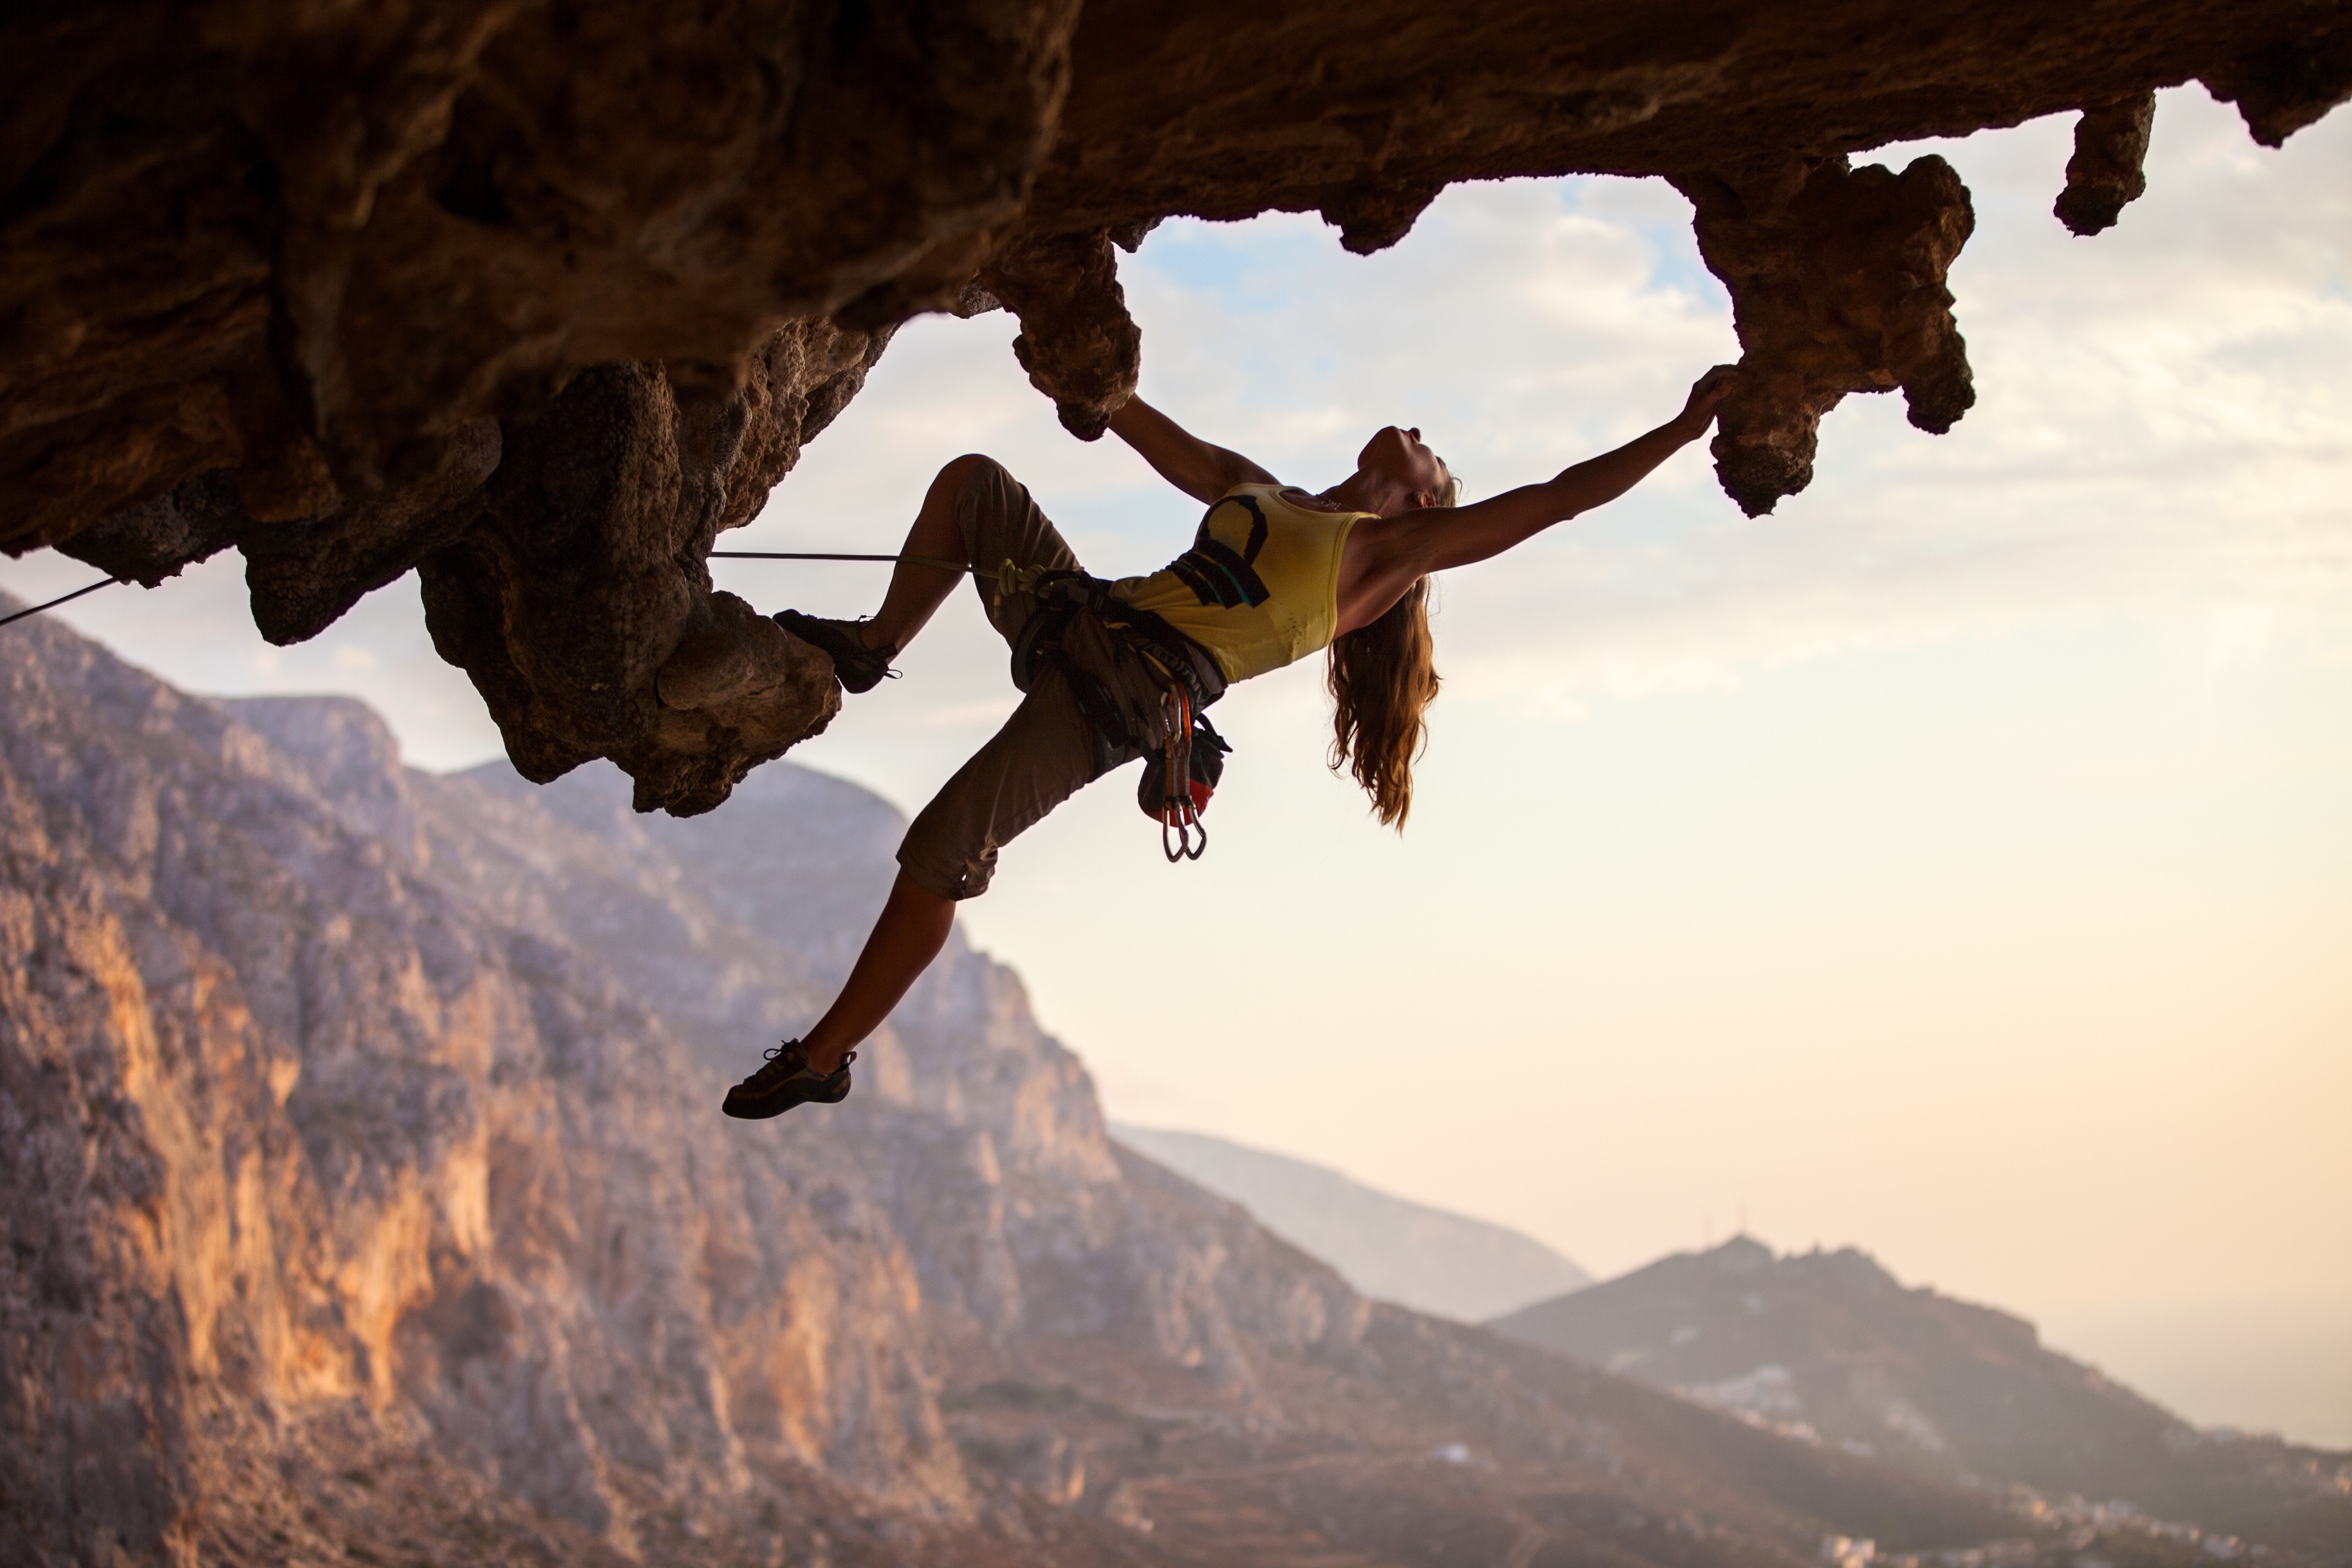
[239,420,506,645]
[1675,155,1978,517]
[3,1,2346,808]
[2055,93,2160,237]
[415,317,887,813]
[978,227,1143,441]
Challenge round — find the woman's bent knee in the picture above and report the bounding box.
[935,452,1007,492]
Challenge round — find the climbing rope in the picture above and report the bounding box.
[0,551,963,632]
[0,576,119,629]
[710,551,970,572]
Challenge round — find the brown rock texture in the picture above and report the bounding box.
[979,228,1143,441]
[1674,155,1978,518]
[2055,93,2160,237]
[414,319,888,813]
[3,0,2348,804]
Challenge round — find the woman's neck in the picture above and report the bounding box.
[1321,470,1413,518]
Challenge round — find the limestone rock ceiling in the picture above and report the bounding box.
[2,0,2344,811]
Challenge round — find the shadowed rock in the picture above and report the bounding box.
[55,470,248,588]
[980,228,1143,440]
[2056,93,2159,237]
[3,0,2347,811]
[241,421,505,644]
[417,320,882,813]
[2201,25,2352,147]
[60,422,501,642]
[1677,156,1977,518]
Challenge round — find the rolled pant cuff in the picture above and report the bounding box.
[896,843,991,902]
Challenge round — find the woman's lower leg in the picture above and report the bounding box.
[794,456,997,1070]
[863,454,993,652]
[800,870,957,1072]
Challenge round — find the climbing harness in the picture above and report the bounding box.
[739,553,1238,863]
[996,565,1233,863]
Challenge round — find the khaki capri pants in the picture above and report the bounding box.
[897,459,1144,901]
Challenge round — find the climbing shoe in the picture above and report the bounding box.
[772,609,897,694]
[722,1041,855,1120]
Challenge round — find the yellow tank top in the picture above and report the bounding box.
[1111,483,1366,684]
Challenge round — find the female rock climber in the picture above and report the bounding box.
[722,364,1741,1118]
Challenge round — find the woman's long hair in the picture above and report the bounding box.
[1327,472,1454,829]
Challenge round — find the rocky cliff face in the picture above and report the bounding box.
[5,1,2346,809]
[0,596,1356,1564]
[1,602,2336,1567]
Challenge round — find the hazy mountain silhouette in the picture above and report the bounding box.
[1492,1238,2352,1551]
[1111,1124,1589,1321]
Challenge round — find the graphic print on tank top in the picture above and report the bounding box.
[1110,483,1361,684]
[1167,494,1272,609]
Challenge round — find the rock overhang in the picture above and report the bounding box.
[2,0,2344,811]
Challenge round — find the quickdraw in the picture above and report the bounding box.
[1134,656,1232,862]
[1154,683,1208,863]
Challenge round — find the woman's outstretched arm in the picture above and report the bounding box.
[1388,366,1739,578]
[1109,395,1278,504]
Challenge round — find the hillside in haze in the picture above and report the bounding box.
[1492,1239,2352,1553]
[1111,1124,1590,1322]
[1,593,2335,1568]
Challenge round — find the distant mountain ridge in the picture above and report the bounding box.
[1491,1237,2352,1551]
[3,593,2340,1567]
[1110,1124,1590,1322]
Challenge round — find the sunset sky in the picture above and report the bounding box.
[6,87,2346,1444]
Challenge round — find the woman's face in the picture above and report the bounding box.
[1358,425,1450,504]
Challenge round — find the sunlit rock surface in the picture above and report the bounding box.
[3,1,2344,806]
[0,600,1346,1561]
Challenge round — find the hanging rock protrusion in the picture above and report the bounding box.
[980,229,1142,441]
[416,319,887,815]
[58,421,502,641]
[2201,28,2352,149]
[1675,155,1978,518]
[2055,94,2158,237]
[241,421,504,645]
[1321,181,1447,256]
